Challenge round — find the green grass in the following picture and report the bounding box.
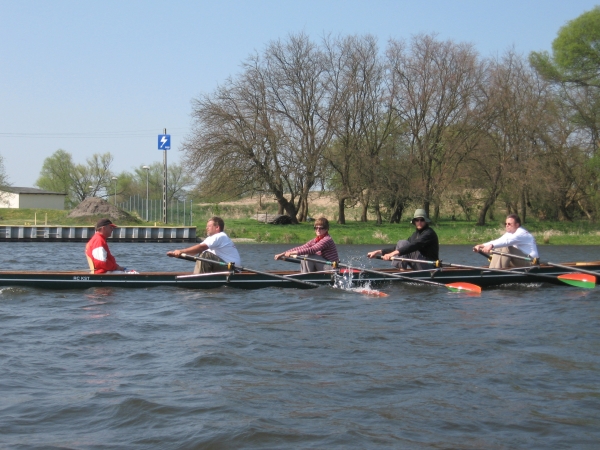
[223,218,600,246]
[0,208,143,226]
[2,208,600,245]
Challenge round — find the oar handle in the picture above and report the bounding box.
[476,250,492,262]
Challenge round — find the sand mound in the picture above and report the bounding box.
[68,197,134,221]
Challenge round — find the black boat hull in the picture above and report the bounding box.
[0,262,597,290]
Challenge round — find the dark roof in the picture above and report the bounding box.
[1,187,67,196]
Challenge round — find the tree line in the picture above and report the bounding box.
[35,149,194,210]
[182,7,600,225]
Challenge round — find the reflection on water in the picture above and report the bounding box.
[0,243,599,448]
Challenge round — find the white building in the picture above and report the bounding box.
[0,187,66,210]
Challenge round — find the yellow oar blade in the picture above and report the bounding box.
[557,273,596,289]
[446,282,482,294]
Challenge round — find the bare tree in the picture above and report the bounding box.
[263,34,339,221]
[76,153,115,203]
[183,33,340,223]
[323,35,398,223]
[387,34,484,218]
[469,52,530,224]
[183,55,302,220]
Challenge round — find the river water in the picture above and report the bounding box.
[1,243,599,449]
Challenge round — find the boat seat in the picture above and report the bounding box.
[86,254,95,274]
[85,241,96,274]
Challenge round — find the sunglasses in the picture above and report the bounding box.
[314,226,326,230]
[505,222,515,226]
[413,218,426,223]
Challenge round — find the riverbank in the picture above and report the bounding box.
[1,208,599,245]
[223,218,600,246]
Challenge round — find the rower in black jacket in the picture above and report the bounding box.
[367,209,439,270]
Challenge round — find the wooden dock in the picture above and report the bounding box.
[0,226,198,242]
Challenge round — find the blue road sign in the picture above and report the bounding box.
[158,134,171,150]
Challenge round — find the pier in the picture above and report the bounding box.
[0,226,198,243]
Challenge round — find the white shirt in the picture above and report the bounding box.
[485,226,539,258]
[202,232,242,266]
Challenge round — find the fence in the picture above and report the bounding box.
[118,195,194,225]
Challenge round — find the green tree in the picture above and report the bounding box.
[529,6,600,88]
[530,7,600,220]
[131,162,194,203]
[35,149,74,195]
[0,154,10,188]
[36,150,114,208]
[0,153,11,206]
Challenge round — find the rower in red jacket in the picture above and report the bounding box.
[86,218,135,274]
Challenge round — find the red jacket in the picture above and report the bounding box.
[86,232,118,274]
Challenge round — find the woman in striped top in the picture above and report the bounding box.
[274,217,339,273]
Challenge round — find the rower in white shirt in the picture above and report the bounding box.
[473,214,538,269]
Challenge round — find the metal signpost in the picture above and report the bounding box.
[142,165,150,221]
[158,130,170,224]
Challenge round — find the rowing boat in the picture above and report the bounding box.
[0,261,598,290]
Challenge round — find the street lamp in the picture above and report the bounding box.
[112,177,118,205]
[142,165,150,221]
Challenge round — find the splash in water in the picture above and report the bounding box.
[332,261,388,297]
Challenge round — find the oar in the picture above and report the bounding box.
[476,250,492,261]
[168,252,320,288]
[392,253,562,281]
[392,251,596,289]
[489,250,596,289]
[288,255,481,294]
[282,257,388,297]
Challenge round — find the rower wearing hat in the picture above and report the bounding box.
[367,208,439,270]
[85,218,134,274]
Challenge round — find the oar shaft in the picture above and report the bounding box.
[385,255,441,267]
[546,262,600,277]
[481,250,598,285]
[287,255,481,292]
[387,254,570,284]
[388,255,548,277]
[289,254,447,288]
[490,250,537,264]
[176,253,320,288]
[286,255,338,268]
[490,250,600,277]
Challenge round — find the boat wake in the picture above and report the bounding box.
[332,263,388,297]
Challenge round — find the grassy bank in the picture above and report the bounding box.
[3,207,599,246]
[224,219,600,246]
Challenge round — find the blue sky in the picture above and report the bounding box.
[1,0,598,187]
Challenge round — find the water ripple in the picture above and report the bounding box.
[0,243,599,448]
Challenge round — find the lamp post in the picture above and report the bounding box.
[142,165,150,221]
[112,177,118,205]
